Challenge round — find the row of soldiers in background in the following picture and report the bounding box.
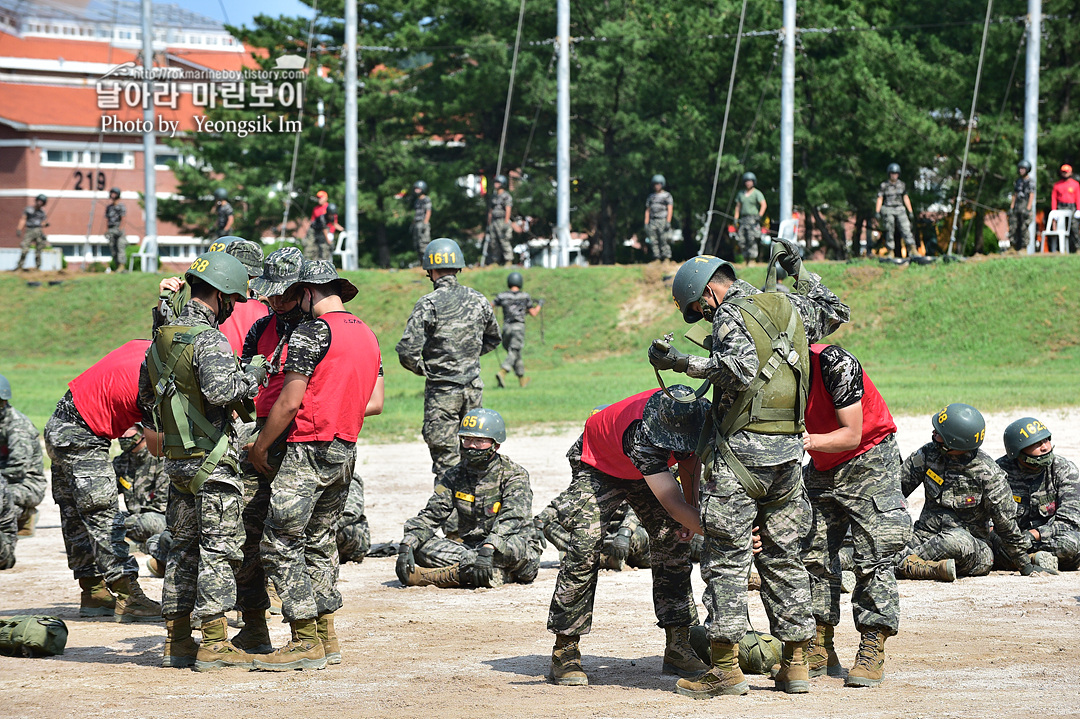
[409,176,516,266]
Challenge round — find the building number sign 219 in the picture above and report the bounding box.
[73,170,108,192]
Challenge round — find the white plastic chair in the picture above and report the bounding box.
[777,218,800,243]
[332,230,357,269]
[1042,209,1072,253]
[128,236,158,272]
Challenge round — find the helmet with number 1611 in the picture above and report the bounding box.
[931,402,985,452]
[458,408,506,444]
[422,238,466,270]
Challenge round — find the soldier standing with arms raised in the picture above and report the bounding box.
[644,175,674,262]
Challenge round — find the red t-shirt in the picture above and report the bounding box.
[1051,178,1080,209]
[220,300,270,356]
[68,339,151,439]
[580,389,677,480]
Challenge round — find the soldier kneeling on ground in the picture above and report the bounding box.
[113,425,168,553]
[396,408,542,589]
[992,418,1080,573]
[895,404,1056,582]
[337,469,371,564]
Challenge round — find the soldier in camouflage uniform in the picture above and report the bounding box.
[208,188,234,247]
[896,404,1054,582]
[113,425,168,544]
[537,488,651,571]
[0,475,17,569]
[492,271,541,389]
[0,376,46,537]
[487,175,515,265]
[337,469,371,563]
[396,408,541,588]
[875,164,916,257]
[104,187,127,271]
[547,387,710,687]
[799,344,911,688]
[644,175,674,262]
[734,173,766,263]
[411,181,433,259]
[396,238,501,479]
[139,252,266,670]
[45,341,162,623]
[993,417,1080,572]
[1008,161,1036,251]
[652,243,849,698]
[302,191,332,261]
[249,260,381,671]
[14,194,48,271]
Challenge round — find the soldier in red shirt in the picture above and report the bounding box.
[1050,164,1080,252]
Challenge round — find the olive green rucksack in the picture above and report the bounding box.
[0,615,68,657]
[689,626,781,675]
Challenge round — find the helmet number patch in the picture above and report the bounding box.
[973,428,985,444]
[1018,420,1047,439]
[461,415,485,429]
[937,409,948,424]
[428,251,456,265]
[208,242,227,252]
[189,258,210,273]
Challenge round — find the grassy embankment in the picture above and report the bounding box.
[2,254,1078,441]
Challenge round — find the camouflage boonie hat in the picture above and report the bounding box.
[251,246,304,298]
[221,237,264,278]
[642,385,710,455]
[298,259,358,303]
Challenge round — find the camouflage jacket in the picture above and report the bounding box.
[493,289,537,326]
[396,274,500,387]
[877,180,907,208]
[685,275,850,465]
[489,190,513,221]
[113,447,168,515]
[996,454,1080,540]
[1013,175,1035,206]
[215,201,234,230]
[105,202,126,229]
[402,453,533,554]
[902,442,1029,562]
[646,191,673,221]
[138,300,260,479]
[413,195,432,225]
[0,405,46,492]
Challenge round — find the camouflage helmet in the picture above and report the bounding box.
[414,180,428,193]
[0,374,11,401]
[298,259,358,303]
[642,385,710,455]
[458,407,506,444]
[422,238,465,270]
[507,271,523,288]
[213,187,229,201]
[1003,417,1052,460]
[214,236,264,278]
[251,246,304,298]
[741,171,757,185]
[931,403,986,452]
[494,174,508,187]
[184,252,250,300]
[671,255,736,323]
[887,162,901,175]
[35,194,47,204]
[1017,159,1032,173]
[651,174,666,188]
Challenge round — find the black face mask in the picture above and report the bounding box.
[700,287,718,322]
[461,445,497,469]
[277,304,309,326]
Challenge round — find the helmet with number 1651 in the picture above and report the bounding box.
[422,238,465,270]
[458,408,506,444]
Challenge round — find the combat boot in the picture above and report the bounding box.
[110,575,162,623]
[495,369,507,388]
[674,641,749,699]
[519,376,530,388]
[252,618,326,671]
[78,576,116,617]
[146,555,165,578]
[267,581,282,616]
[747,572,761,592]
[1031,551,1059,573]
[162,615,199,668]
[16,507,38,537]
[317,613,341,665]
[898,554,956,582]
[405,563,461,588]
[773,640,811,694]
[807,624,842,677]
[845,630,887,687]
[231,610,273,654]
[663,626,710,677]
[550,634,588,686]
[194,615,255,671]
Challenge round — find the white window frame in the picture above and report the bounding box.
[41,148,135,170]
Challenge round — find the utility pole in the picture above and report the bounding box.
[555,0,570,267]
[344,0,359,271]
[1024,0,1040,254]
[779,0,795,223]
[140,0,158,272]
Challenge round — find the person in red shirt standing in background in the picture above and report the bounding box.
[302,191,333,261]
[799,344,911,688]
[43,340,164,623]
[1050,164,1080,253]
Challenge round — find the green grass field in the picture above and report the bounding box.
[3,254,1078,441]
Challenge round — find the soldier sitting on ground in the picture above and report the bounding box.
[113,425,168,552]
[337,470,372,564]
[993,417,1080,572]
[0,374,46,538]
[895,403,1056,582]
[396,408,541,588]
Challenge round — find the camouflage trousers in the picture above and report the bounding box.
[15,227,47,270]
[1056,202,1080,253]
[261,439,355,622]
[700,458,814,644]
[487,218,514,264]
[105,227,126,268]
[45,416,138,583]
[412,221,432,259]
[802,436,911,635]
[645,219,671,261]
[124,510,167,543]
[990,529,1080,572]
[146,529,172,565]
[416,530,540,586]
[336,472,370,564]
[423,384,482,478]
[302,228,332,261]
[0,482,18,570]
[547,459,698,636]
[500,322,526,377]
[6,473,46,515]
[1008,206,1032,251]
[735,217,761,261]
[880,206,915,254]
[162,471,245,620]
[234,421,287,612]
[898,525,993,577]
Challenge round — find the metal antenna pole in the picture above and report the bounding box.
[779,0,795,223]
[140,0,158,272]
[555,0,570,267]
[1024,0,1040,254]
[344,0,359,270]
